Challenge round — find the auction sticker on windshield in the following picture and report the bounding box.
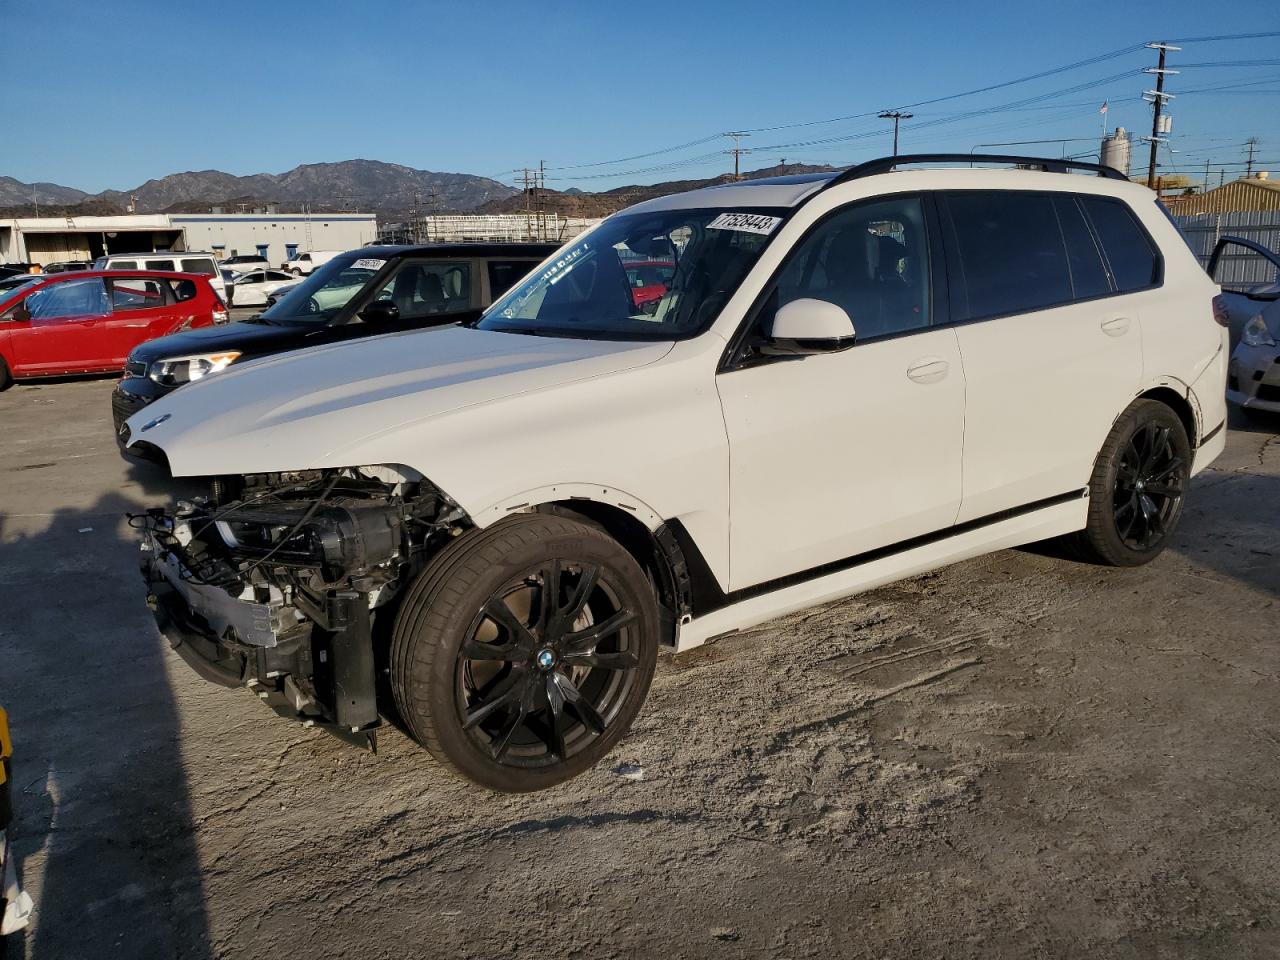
[352,258,386,270]
[706,213,783,235]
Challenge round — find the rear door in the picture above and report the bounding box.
[940,190,1144,522]
[102,276,179,363]
[8,277,114,372]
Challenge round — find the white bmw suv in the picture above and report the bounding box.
[126,155,1227,791]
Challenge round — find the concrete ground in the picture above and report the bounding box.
[1,374,1278,960]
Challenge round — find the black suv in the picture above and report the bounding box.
[111,242,556,437]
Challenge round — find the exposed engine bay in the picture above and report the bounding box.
[136,467,467,738]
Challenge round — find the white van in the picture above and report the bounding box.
[94,251,227,301]
[282,250,341,276]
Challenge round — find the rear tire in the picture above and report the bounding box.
[0,357,12,391]
[1070,399,1192,566]
[389,513,660,792]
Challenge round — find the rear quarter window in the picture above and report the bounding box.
[180,258,216,275]
[1080,197,1161,292]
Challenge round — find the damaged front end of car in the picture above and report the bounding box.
[136,466,467,739]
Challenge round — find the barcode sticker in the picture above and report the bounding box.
[706,213,783,235]
[352,258,386,270]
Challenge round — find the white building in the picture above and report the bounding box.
[1,212,378,268]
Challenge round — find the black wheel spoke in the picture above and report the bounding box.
[482,597,536,650]
[492,676,541,761]
[537,560,562,634]
[562,564,600,627]
[544,674,568,759]
[562,650,639,671]
[563,608,636,654]
[464,673,525,730]
[552,672,606,735]
[1148,456,1183,483]
[1145,482,1180,498]
[462,637,523,662]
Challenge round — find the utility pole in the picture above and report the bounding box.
[1203,159,1211,195]
[1144,41,1180,189]
[723,132,751,179]
[1245,137,1259,177]
[877,111,913,155]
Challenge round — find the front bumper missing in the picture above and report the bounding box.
[1227,343,1280,413]
[141,526,381,733]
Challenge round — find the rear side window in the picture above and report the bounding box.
[180,258,216,276]
[145,258,176,271]
[1054,197,1111,300]
[1080,197,1160,292]
[487,260,534,299]
[111,278,166,311]
[167,278,199,302]
[111,260,138,270]
[944,191,1072,320]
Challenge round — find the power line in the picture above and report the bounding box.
[1168,30,1280,43]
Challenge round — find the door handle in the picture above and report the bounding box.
[906,358,949,384]
[1101,315,1131,337]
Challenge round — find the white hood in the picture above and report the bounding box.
[127,325,673,477]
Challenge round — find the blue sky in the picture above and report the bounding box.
[7,0,1279,193]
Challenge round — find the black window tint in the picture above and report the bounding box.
[180,257,215,275]
[487,260,533,299]
[1081,197,1159,292]
[1054,197,1110,299]
[946,192,1072,320]
[770,194,931,339]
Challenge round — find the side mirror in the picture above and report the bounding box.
[764,298,856,356]
[359,300,400,325]
[3,303,31,323]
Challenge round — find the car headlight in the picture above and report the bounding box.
[148,351,241,386]
[1242,313,1277,348]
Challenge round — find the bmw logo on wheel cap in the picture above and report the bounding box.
[536,648,556,669]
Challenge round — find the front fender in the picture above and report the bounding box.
[472,482,665,530]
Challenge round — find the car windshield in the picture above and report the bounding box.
[477,207,786,340]
[259,254,382,324]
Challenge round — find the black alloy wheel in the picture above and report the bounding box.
[389,513,659,791]
[1072,399,1192,566]
[1112,420,1185,550]
[459,559,641,765]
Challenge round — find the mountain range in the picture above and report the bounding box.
[0,160,515,216]
[0,159,837,220]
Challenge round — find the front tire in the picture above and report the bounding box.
[1071,399,1192,566]
[0,357,11,391]
[389,514,660,792]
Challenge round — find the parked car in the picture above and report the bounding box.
[0,271,226,390]
[1207,235,1280,350]
[218,254,271,275]
[1,706,34,943]
[111,243,553,434]
[0,274,43,295]
[41,260,92,274]
[623,258,675,308]
[225,269,301,307]
[125,155,1226,792]
[1212,237,1280,417]
[94,252,228,302]
[283,249,340,276]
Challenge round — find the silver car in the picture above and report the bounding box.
[1211,237,1280,416]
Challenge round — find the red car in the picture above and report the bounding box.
[624,259,675,308]
[0,271,226,390]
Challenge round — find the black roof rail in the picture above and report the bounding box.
[820,153,1128,192]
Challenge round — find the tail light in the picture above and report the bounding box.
[212,292,229,325]
[1212,294,1230,328]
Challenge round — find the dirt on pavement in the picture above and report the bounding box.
[1,377,1277,959]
